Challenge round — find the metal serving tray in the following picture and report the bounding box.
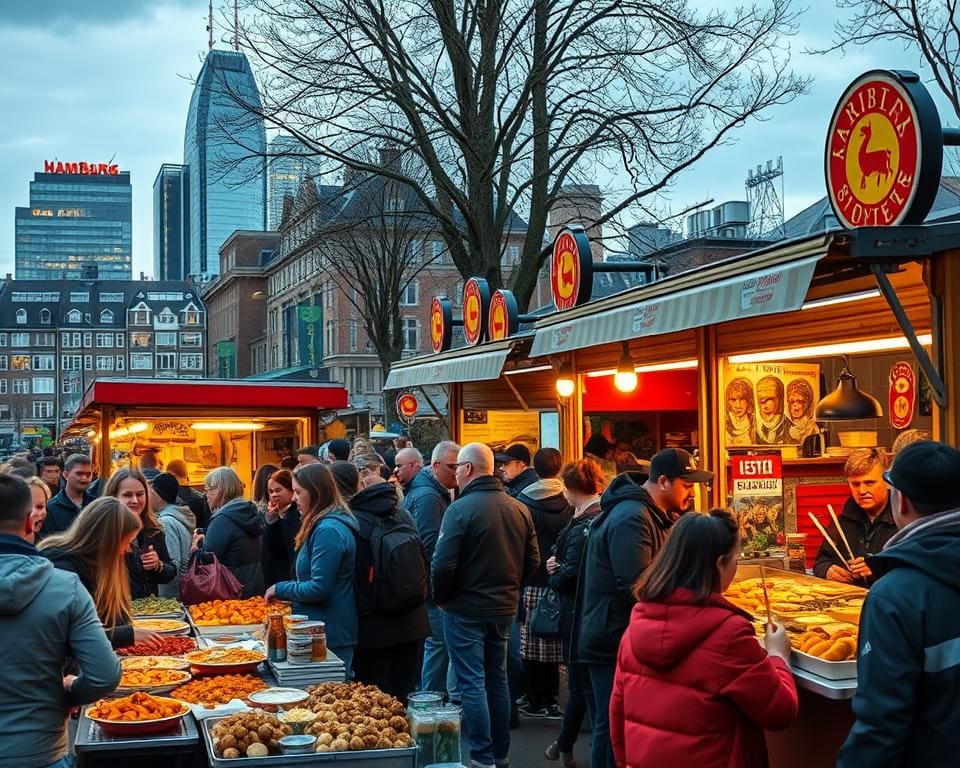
[201,717,416,768]
[791,648,858,680]
[75,709,199,752]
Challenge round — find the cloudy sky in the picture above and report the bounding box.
[0,1,954,278]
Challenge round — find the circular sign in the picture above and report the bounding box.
[463,277,491,346]
[550,227,593,311]
[488,289,519,341]
[825,70,942,228]
[430,296,453,353]
[396,392,419,420]
[889,361,916,430]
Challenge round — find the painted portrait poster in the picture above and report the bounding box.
[722,362,820,449]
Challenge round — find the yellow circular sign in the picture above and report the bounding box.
[845,114,900,206]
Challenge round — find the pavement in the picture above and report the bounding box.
[496,711,592,768]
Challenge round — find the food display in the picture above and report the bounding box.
[277,707,319,734]
[171,674,268,707]
[118,668,192,693]
[132,597,183,617]
[795,627,858,661]
[116,635,197,657]
[302,682,414,752]
[120,656,191,671]
[725,574,865,617]
[209,710,293,759]
[185,647,266,676]
[246,687,310,711]
[189,597,285,627]
[132,618,191,635]
[87,692,189,736]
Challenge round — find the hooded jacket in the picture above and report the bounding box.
[838,508,960,768]
[431,474,540,617]
[812,496,897,584]
[126,524,177,600]
[402,466,452,569]
[611,588,798,768]
[274,509,359,651]
[516,477,573,588]
[178,485,211,529]
[157,503,197,598]
[350,482,430,649]
[0,534,120,768]
[548,501,601,661]
[573,472,673,665]
[200,497,264,598]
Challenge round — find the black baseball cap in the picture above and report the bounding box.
[883,440,960,509]
[494,443,531,465]
[649,448,714,483]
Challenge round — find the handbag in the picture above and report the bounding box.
[179,550,243,604]
[528,589,563,639]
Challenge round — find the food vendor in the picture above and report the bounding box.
[812,448,897,586]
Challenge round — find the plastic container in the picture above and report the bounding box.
[285,614,308,630]
[292,622,328,662]
[287,635,314,665]
[432,706,461,764]
[407,692,444,711]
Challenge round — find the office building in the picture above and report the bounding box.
[184,49,267,284]
[268,135,323,230]
[153,164,190,281]
[14,162,132,280]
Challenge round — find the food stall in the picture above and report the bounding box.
[60,379,349,490]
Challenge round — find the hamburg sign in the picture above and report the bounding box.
[825,70,943,228]
[463,277,491,346]
[551,227,593,311]
[430,296,453,353]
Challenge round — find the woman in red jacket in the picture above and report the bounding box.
[610,510,798,768]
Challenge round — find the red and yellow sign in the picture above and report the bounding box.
[463,277,490,346]
[889,361,915,430]
[488,289,518,341]
[430,296,452,353]
[826,70,942,228]
[396,393,419,419]
[550,227,592,311]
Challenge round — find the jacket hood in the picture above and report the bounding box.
[159,503,197,532]
[350,482,400,518]
[408,466,448,496]
[216,498,262,535]
[521,477,565,501]
[601,472,653,511]
[322,508,360,533]
[0,535,55,615]
[625,588,750,669]
[871,507,960,588]
[462,474,506,496]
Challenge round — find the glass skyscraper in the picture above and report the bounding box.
[14,168,132,280]
[268,135,324,229]
[184,49,267,284]
[153,164,190,281]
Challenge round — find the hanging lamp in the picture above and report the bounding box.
[814,356,882,420]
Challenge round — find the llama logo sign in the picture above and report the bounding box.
[826,70,944,228]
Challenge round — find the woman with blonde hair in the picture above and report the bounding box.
[40,497,163,650]
[265,463,359,674]
[104,467,176,599]
[24,476,50,544]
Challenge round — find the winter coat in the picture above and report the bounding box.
[178,485,211,529]
[350,482,430,649]
[157,503,197,598]
[40,546,135,648]
[39,488,95,539]
[0,534,121,768]
[274,509,359,651]
[611,588,798,768]
[263,502,301,587]
[431,474,540,618]
[573,472,673,665]
[547,501,601,661]
[126,525,177,600]
[838,508,960,768]
[199,497,264,598]
[516,478,572,589]
[505,466,539,498]
[812,496,897,585]
[402,466,451,569]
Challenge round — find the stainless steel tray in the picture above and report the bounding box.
[75,709,199,752]
[201,716,416,767]
[791,648,857,680]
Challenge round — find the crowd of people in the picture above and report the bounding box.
[1,435,959,768]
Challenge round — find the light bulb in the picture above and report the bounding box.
[614,369,638,393]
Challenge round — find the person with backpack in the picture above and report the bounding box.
[340,463,430,702]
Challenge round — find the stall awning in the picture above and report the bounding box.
[384,344,513,389]
[530,239,828,357]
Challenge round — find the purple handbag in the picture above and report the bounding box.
[179,550,243,604]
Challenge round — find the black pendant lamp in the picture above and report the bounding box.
[815,356,882,420]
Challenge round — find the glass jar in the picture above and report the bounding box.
[408,708,436,767]
[433,705,461,764]
[266,613,287,663]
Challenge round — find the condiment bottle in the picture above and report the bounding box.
[266,612,287,662]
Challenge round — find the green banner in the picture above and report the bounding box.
[298,303,323,368]
[215,340,236,379]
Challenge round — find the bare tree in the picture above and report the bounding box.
[236,0,807,309]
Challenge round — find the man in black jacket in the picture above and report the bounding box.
[433,442,540,768]
[40,454,94,539]
[496,444,538,498]
[574,448,713,768]
[839,441,960,768]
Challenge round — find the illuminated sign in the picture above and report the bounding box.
[463,277,491,346]
[43,160,120,176]
[430,296,453,353]
[550,227,593,311]
[488,289,519,341]
[889,361,915,430]
[397,393,419,419]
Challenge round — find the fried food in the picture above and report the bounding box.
[210,710,292,757]
[88,692,186,722]
[185,648,266,665]
[302,682,413,751]
[171,673,268,706]
[120,656,190,671]
[131,597,182,616]
[119,668,191,688]
[188,597,286,627]
[794,627,858,661]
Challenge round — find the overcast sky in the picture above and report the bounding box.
[0,1,954,278]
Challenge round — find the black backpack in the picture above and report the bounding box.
[354,512,430,616]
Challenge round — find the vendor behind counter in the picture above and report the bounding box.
[812,448,897,587]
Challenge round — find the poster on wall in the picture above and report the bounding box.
[722,362,820,448]
[460,410,541,454]
[730,452,784,553]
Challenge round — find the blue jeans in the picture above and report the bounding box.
[45,755,76,768]
[444,611,512,766]
[587,663,616,768]
[422,604,460,700]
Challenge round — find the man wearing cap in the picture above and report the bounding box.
[327,439,351,463]
[573,447,713,768]
[813,448,896,586]
[149,472,197,599]
[496,444,538,498]
[839,440,960,767]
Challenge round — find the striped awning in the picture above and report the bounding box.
[384,345,513,389]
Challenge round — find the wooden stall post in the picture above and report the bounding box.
[696,326,722,507]
[931,250,960,445]
[98,407,113,482]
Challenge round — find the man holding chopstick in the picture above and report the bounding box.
[813,448,898,586]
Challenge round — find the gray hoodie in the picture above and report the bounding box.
[157,503,197,598]
[0,533,121,768]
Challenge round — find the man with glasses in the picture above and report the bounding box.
[432,443,540,768]
[813,448,896,586]
[839,440,960,767]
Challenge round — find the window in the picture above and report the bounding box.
[62,376,76,394]
[0,333,6,346]
[61,355,82,371]
[0,356,5,371]
[130,333,152,349]
[179,354,203,370]
[115,333,125,347]
[508,244,520,265]
[130,353,153,370]
[0,381,6,395]
[13,379,29,395]
[100,309,114,324]
[95,333,114,348]
[157,308,177,327]
[406,240,421,265]
[181,303,202,325]
[67,309,82,323]
[84,355,92,371]
[453,280,464,307]
[33,401,54,419]
[401,317,419,353]
[180,332,202,347]
[32,355,54,370]
[98,292,125,303]
[157,353,177,370]
[324,284,335,309]
[15,309,26,325]
[40,308,51,325]
[432,240,445,263]
[399,280,419,307]
[33,377,54,394]
[129,303,150,325]
[11,333,29,347]
[116,355,125,371]
[95,355,114,371]
[11,355,29,371]
[35,333,54,347]
[324,320,336,355]
[83,332,92,348]
[70,292,90,303]
[348,320,358,352]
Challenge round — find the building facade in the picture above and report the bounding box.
[15,163,132,280]
[268,135,324,230]
[184,49,267,285]
[153,164,190,281]
[0,280,206,448]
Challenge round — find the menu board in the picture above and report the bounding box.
[459,409,541,454]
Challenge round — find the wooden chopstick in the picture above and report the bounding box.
[808,512,852,572]
[827,504,856,562]
[760,566,773,626]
